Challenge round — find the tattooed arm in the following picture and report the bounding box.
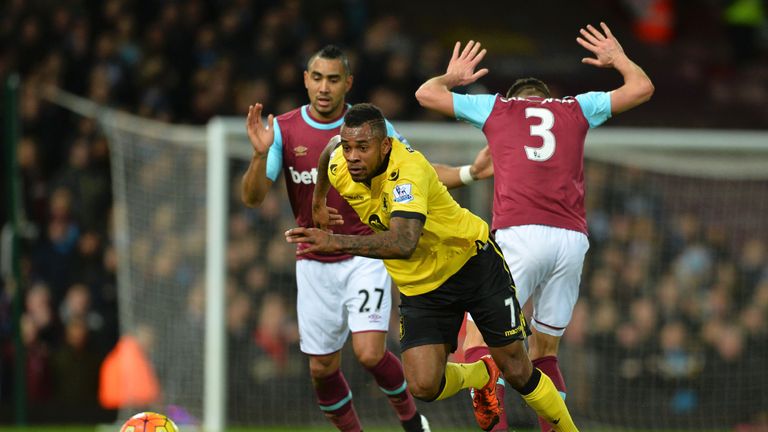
[285,216,423,259]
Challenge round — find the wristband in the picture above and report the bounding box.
[459,165,475,185]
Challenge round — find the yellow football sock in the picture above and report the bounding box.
[435,361,489,401]
[521,369,578,432]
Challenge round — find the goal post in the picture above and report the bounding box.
[205,117,228,432]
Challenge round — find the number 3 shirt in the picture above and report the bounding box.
[452,92,612,234]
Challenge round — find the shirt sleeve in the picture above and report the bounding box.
[385,119,409,144]
[327,147,343,189]
[575,92,612,128]
[452,93,497,129]
[265,119,284,181]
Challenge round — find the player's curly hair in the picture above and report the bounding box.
[506,77,551,98]
[344,103,386,137]
[308,45,352,76]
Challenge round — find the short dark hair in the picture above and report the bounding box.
[506,77,551,98]
[308,45,352,76]
[344,103,386,137]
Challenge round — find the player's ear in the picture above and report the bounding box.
[381,136,392,155]
[345,73,353,92]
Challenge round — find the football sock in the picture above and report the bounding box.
[435,361,489,401]
[519,368,578,432]
[366,351,417,422]
[533,356,567,432]
[465,346,508,431]
[314,369,362,432]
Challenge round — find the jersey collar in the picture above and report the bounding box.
[300,104,351,130]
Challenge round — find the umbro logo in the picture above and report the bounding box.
[552,418,560,424]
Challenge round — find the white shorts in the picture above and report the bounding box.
[296,256,392,355]
[495,225,589,337]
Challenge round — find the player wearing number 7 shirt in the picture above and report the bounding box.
[417,22,654,432]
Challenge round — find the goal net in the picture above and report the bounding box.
[49,89,768,431]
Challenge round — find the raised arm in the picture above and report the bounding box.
[285,216,423,259]
[577,22,654,114]
[432,145,494,189]
[241,103,275,207]
[415,40,489,117]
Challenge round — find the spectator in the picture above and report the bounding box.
[51,317,102,418]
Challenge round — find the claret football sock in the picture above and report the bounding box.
[315,369,363,432]
[366,351,418,421]
[533,356,567,432]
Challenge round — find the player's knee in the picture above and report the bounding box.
[308,363,335,379]
[308,356,339,379]
[357,353,382,369]
[407,379,439,402]
[355,349,384,369]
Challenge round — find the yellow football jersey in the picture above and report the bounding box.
[329,138,490,296]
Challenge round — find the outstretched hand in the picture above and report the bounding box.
[246,103,275,157]
[312,202,344,230]
[446,41,489,86]
[577,22,626,69]
[285,227,335,255]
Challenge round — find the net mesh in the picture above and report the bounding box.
[105,119,208,422]
[93,104,768,430]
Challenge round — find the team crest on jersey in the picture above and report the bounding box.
[368,214,388,231]
[293,145,308,157]
[329,164,338,176]
[392,184,413,203]
[388,169,399,181]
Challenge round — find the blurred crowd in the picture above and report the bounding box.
[559,165,768,428]
[0,0,767,428]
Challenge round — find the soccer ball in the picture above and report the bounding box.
[120,412,179,432]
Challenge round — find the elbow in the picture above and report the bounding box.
[640,80,655,103]
[242,198,260,209]
[241,192,262,208]
[396,241,419,259]
[391,250,414,259]
[387,240,418,259]
[415,85,434,108]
